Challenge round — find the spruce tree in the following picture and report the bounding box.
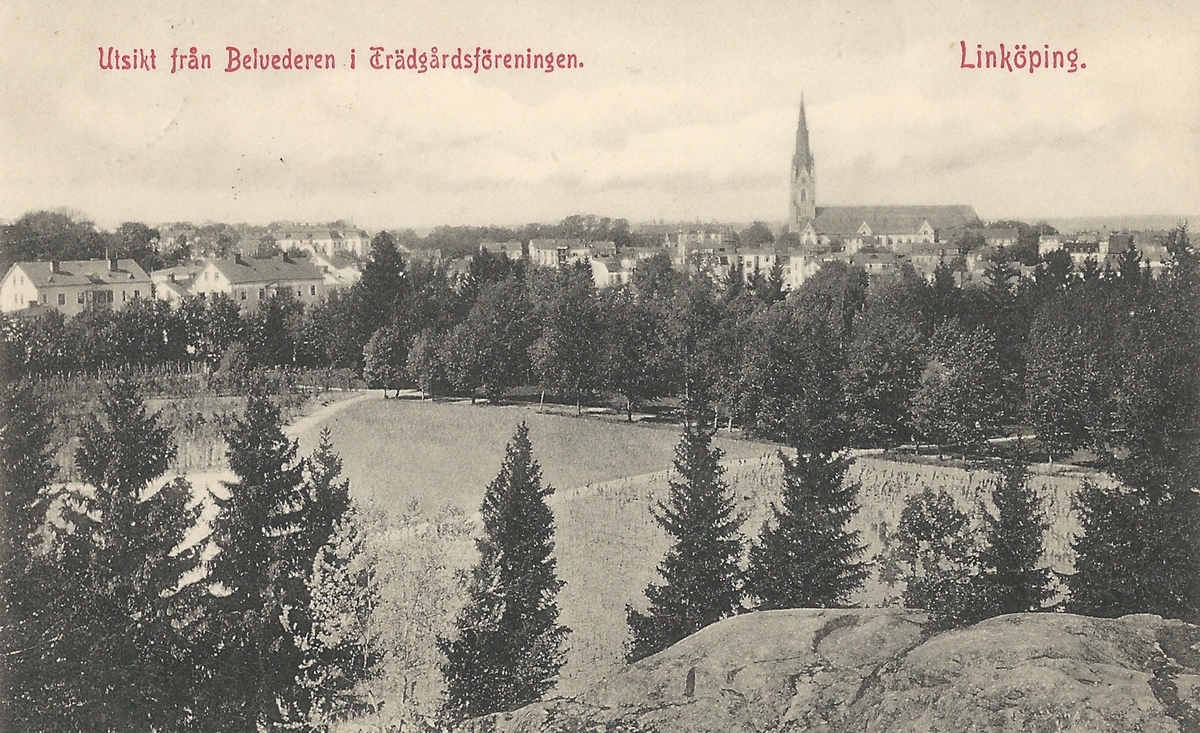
[67,376,205,731]
[0,382,58,730]
[439,422,568,723]
[745,452,868,610]
[1067,457,1199,622]
[975,463,1052,616]
[292,432,383,728]
[205,385,310,732]
[626,421,744,663]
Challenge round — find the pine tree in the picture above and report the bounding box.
[205,385,310,732]
[745,452,868,610]
[439,422,569,723]
[626,421,744,663]
[975,463,1052,616]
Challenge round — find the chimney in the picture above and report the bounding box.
[108,257,118,272]
[282,251,292,264]
[235,253,245,265]
[168,272,176,283]
[50,260,61,274]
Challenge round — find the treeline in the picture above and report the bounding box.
[0,377,382,731]
[0,210,651,273]
[4,226,1196,465]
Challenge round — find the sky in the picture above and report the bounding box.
[1,0,1197,230]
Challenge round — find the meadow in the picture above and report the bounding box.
[292,395,1113,714]
[294,395,773,515]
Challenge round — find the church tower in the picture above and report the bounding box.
[789,94,816,231]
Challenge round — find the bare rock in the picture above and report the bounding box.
[457,609,1200,733]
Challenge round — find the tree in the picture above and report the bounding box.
[530,262,601,413]
[842,293,926,447]
[661,278,724,424]
[205,387,311,732]
[363,324,410,398]
[291,431,384,728]
[883,488,983,629]
[439,422,569,722]
[0,210,107,262]
[345,231,411,369]
[67,376,205,731]
[0,383,57,730]
[736,298,847,452]
[740,221,776,247]
[1023,288,1116,459]
[245,291,304,367]
[631,251,686,302]
[745,452,868,610]
[975,463,1052,616]
[1067,458,1199,623]
[598,286,669,420]
[908,322,1005,453]
[406,328,445,399]
[442,280,534,405]
[626,421,744,662]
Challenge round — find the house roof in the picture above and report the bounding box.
[974,227,1018,239]
[312,252,360,271]
[156,280,191,298]
[10,259,151,287]
[592,257,626,271]
[207,255,323,285]
[150,264,203,283]
[809,205,982,236]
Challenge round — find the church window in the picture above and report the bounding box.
[800,189,807,202]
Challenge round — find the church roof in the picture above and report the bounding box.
[810,205,982,236]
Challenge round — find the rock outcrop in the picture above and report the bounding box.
[457,608,1200,732]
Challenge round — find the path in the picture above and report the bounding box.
[285,390,375,438]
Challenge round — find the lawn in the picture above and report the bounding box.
[295,394,775,515]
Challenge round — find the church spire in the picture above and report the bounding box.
[793,93,813,175]
[789,93,816,230]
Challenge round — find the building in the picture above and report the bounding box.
[590,257,632,288]
[150,264,204,305]
[275,226,371,258]
[309,251,362,289]
[1,258,152,315]
[528,239,614,268]
[185,253,325,309]
[479,240,524,260]
[787,96,982,280]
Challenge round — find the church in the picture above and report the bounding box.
[788,97,983,255]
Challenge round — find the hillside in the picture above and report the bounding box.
[459,608,1200,733]
[292,397,1116,707]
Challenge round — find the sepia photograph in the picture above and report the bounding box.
[1,0,1198,730]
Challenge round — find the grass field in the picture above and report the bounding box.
[293,394,1113,718]
[295,395,774,515]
